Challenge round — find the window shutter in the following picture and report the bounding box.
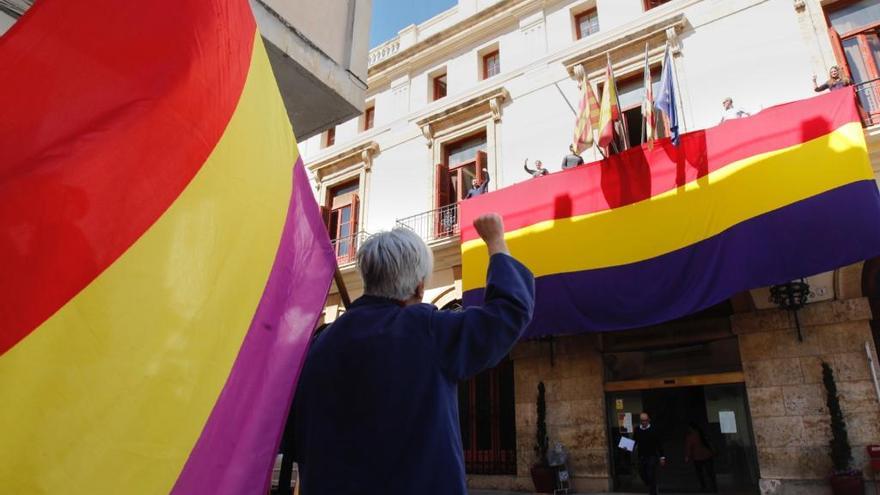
[828,27,852,80]
[350,193,360,236]
[435,163,450,208]
[320,205,330,229]
[476,151,487,185]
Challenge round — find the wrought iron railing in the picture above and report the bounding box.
[856,78,880,127]
[330,231,370,265]
[395,203,460,243]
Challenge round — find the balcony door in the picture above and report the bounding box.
[827,0,880,124]
[434,133,487,237]
[324,181,359,263]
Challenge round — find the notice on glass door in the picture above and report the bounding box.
[719,410,737,434]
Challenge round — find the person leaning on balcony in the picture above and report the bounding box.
[523,158,549,178]
[465,168,490,198]
[561,144,584,170]
[720,97,750,123]
[813,65,852,93]
[291,214,535,495]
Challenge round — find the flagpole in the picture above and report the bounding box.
[554,82,578,116]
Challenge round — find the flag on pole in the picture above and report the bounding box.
[597,54,620,150]
[573,76,601,153]
[642,43,656,150]
[0,1,336,494]
[655,43,680,146]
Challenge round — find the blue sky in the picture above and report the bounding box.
[370,0,457,48]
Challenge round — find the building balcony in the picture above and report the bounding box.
[857,78,880,128]
[395,203,460,244]
[331,231,370,266]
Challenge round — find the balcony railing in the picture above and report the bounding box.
[395,203,459,244]
[856,78,880,127]
[331,231,370,265]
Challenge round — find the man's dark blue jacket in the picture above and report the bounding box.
[292,253,534,494]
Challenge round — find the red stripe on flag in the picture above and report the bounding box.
[0,1,256,354]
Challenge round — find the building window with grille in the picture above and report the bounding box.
[458,357,517,475]
[433,73,448,101]
[574,8,599,40]
[363,106,374,131]
[482,50,500,80]
[643,0,672,10]
[323,180,359,263]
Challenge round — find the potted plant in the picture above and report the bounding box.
[822,362,864,495]
[530,382,557,493]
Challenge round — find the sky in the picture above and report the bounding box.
[370,0,457,48]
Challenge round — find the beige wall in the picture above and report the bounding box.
[733,299,880,494]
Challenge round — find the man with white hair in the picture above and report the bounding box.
[292,213,534,495]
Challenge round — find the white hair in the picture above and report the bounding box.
[357,227,433,301]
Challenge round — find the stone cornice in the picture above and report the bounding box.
[415,86,509,147]
[562,12,688,77]
[367,0,529,86]
[306,140,379,175]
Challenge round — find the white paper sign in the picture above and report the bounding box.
[719,410,737,434]
[622,413,633,433]
[618,436,635,451]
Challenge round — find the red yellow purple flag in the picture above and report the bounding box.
[461,90,880,337]
[0,1,335,493]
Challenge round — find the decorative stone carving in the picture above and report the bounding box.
[666,27,681,56]
[421,123,434,148]
[360,142,380,170]
[572,64,586,82]
[793,0,806,13]
[489,96,503,122]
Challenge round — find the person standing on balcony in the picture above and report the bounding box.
[561,144,584,170]
[291,214,535,495]
[523,158,549,178]
[813,66,852,92]
[465,168,490,198]
[720,97,750,123]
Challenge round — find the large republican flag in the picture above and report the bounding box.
[0,1,335,494]
[460,89,880,337]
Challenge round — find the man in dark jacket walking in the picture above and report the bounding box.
[292,213,534,495]
[633,412,665,495]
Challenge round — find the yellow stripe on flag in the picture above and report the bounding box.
[462,122,871,290]
[0,34,294,495]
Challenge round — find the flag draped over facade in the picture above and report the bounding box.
[642,43,656,149]
[460,89,880,337]
[655,44,679,146]
[573,77,601,153]
[0,1,336,494]
[597,55,620,150]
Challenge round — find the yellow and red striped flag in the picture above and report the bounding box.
[573,77,601,154]
[0,1,335,493]
[597,54,620,150]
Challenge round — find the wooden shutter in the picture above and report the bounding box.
[828,27,852,80]
[320,205,330,229]
[435,163,450,208]
[350,193,359,237]
[475,151,487,185]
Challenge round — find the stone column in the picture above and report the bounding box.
[510,335,610,493]
[733,298,880,495]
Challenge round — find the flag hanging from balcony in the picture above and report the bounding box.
[642,43,656,150]
[0,1,335,494]
[460,89,880,337]
[573,77,601,153]
[655,44,679,146]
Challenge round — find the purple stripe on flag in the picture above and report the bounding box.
[464,180,880,337]
[171,158,335,494]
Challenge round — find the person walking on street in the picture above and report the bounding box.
[634,412,665,495]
